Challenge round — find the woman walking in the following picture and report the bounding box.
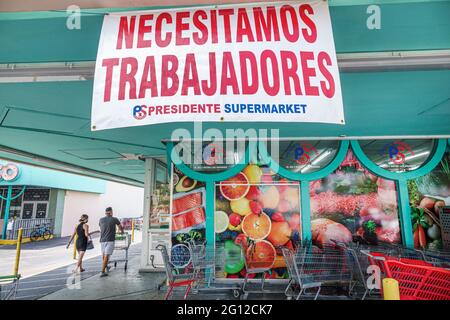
[67,214,90,273]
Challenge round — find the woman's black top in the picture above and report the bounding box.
[75,222,88,251]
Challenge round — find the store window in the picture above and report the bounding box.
[21,188,50,219]
[359,139,434,172]
[408,150,449,250]
[149,162,170,229]
[264,140,340,174]
[0,187,24,219]
[214,162,301,279]
[173,140,247,173]
[170,164,207,267]
[310,149,401,247]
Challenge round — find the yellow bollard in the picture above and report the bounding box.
[383,278,400,300]
[13,228,23,276]
[131,219,135,242]
[73,234,78,260]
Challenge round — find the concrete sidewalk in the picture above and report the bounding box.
[0,231,142,279]
[40,250,166,300]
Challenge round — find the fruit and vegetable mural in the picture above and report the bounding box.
[215,163,301,279]
[310,150,401,247]
[170,166,206,267]
[167,143,450,276]
[408,152,449,250]
[149,180,170,229]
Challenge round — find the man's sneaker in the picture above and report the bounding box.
[100,272,108,277]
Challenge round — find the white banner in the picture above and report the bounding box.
[92,1,344,130]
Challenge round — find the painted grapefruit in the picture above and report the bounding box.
[246,240,276,269]
[215,211,229,233]
[219,172,250,201]
[241,213,272,240]
[259,185,280,209]
[267,221,292,246]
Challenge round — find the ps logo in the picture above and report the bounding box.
[203,143,224,166]
[133,105,147,120]
[380,141,413,165]
[292,143,318,165]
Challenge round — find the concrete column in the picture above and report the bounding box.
[51,189,66,237]
[139,158,155,271]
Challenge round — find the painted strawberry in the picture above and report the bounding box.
[264,272,277,279]
[285,240,294,251]
[234,233,248,249]
[249,200,262,214]
[240,268,255,279]
[246,186,261,200]
[229,213,241,227]
[271,211,285,222]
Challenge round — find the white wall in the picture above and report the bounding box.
[61,181,144,237]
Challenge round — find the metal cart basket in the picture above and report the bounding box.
[107,233,132,271]
[0,274,20,300]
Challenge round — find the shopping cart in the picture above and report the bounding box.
[383,258,450,300]
[334,241,375,300]
[107,232,132,271]
[186,241,244,298]
[0,274,20,300]
[333,241,405,299]
[413,248,450,268]
[282,242,353,300]
[239,241,286,300]
[157,244,197,300]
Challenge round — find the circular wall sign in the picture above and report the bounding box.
[0,163,20,182]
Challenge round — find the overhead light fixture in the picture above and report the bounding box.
[404,151,430,162]
[311,150,332,166]
[120,153,143,161]
[0,61,95,83]
[379,151,430,168]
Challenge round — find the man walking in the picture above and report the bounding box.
[99,207,123,277]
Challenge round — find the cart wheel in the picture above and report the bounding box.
[232,289,240,299]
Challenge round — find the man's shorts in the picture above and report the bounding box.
[101,241,115,256]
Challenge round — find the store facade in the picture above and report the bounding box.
[140,138,450,278]
[0,160,109,240]
[0,0,449,282]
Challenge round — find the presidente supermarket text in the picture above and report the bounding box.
[133,103,308,118]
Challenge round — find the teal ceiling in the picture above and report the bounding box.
[0,70,449,184]
[1,1,450,63]
[0,1,449,184]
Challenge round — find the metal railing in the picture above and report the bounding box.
[9,218,54,239]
